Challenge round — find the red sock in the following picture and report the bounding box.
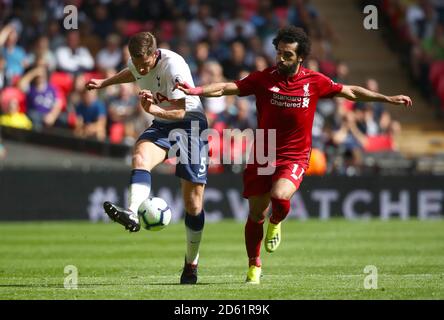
[269,197,291,224]
[245,216,264,267]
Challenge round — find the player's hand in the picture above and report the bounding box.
[173,80,203,95]
[85,79,105,90]
[139,90,154,113]
[388,95,413,107]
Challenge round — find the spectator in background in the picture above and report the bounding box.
[0,97,32,130]
[288,0,312,30]
[0,24,27,81]
[421,23,444,63]
[204,24,229,62]
[96,34,122,72]
[0,53,6,89]
[26,35,57,72]
[331,99,364,174]
[353,102,380,137]
[47,20,65,52]
[228,97,257,131]
[406,0,438,45]
[18,66,65,130]
[187,3,218,43]
[170,18,190,49]
[334,61,350,84]
[193,41,210,79]
[92,4,114,40]
[74,89,107,141]
[253,54,269,71]
[107,83,139,144]
[117,44,131,71]
[358,78,402,136]
[222,41,252,80]
[55,30,94,75]
[224,7,256,43]
[245,36,267,66]
[200,61,228,117]
[125,104,153,145]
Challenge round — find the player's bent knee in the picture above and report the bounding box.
[270,189,292,201]
[132,152,150,170]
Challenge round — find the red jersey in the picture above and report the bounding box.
[235,66,343,169]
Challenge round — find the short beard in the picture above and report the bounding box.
[278,62,298,76]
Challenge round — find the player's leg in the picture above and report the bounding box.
[245,193,270,284]
[128,140,167,213]
[173,117,208,284]
[264,164,305,252]
[104,140,167,232]
[180,179,205,284]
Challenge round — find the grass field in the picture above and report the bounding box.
[0,219,443,300]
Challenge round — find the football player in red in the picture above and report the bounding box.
[176,26,412,284]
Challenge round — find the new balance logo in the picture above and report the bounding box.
[270,86,280,93]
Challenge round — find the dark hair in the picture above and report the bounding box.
[128,32,157,58]
[272,26,311,59]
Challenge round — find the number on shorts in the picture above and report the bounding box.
[199,156,207,173]
[291,164,304,180]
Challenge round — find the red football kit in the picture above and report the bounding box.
[234,66,343,198]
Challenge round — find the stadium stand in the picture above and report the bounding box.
[0,0,443,175]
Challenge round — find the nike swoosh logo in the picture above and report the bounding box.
[197,173,206,178]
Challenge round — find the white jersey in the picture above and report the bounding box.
[128,49,205,123]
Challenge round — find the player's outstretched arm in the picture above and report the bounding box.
[174,81,240,97]
[337,85,412,107]
[85,68,136,90]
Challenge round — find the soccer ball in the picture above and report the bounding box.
[137,197,172,231]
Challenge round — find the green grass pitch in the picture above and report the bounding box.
[0,219,443,299]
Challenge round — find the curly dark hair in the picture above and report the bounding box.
[272,26,311,59]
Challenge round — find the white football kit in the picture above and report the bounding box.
[127,48,206,123]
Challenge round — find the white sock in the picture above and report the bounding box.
[129,183,150,214]
[185,227,203,265]
[128,169,152,217]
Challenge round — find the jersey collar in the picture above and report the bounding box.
[153,49,161,69]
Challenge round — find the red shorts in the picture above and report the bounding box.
[242,163,306,198]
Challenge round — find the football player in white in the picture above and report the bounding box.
[86,32,208,285]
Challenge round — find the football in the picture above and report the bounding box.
[137,197,172,231]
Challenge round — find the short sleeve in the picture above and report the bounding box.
[165,59,188,101]
[316,72,343,98]
[234,71,262,97]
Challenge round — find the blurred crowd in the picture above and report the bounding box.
[0,0,406,175]
[376,0,444,116]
